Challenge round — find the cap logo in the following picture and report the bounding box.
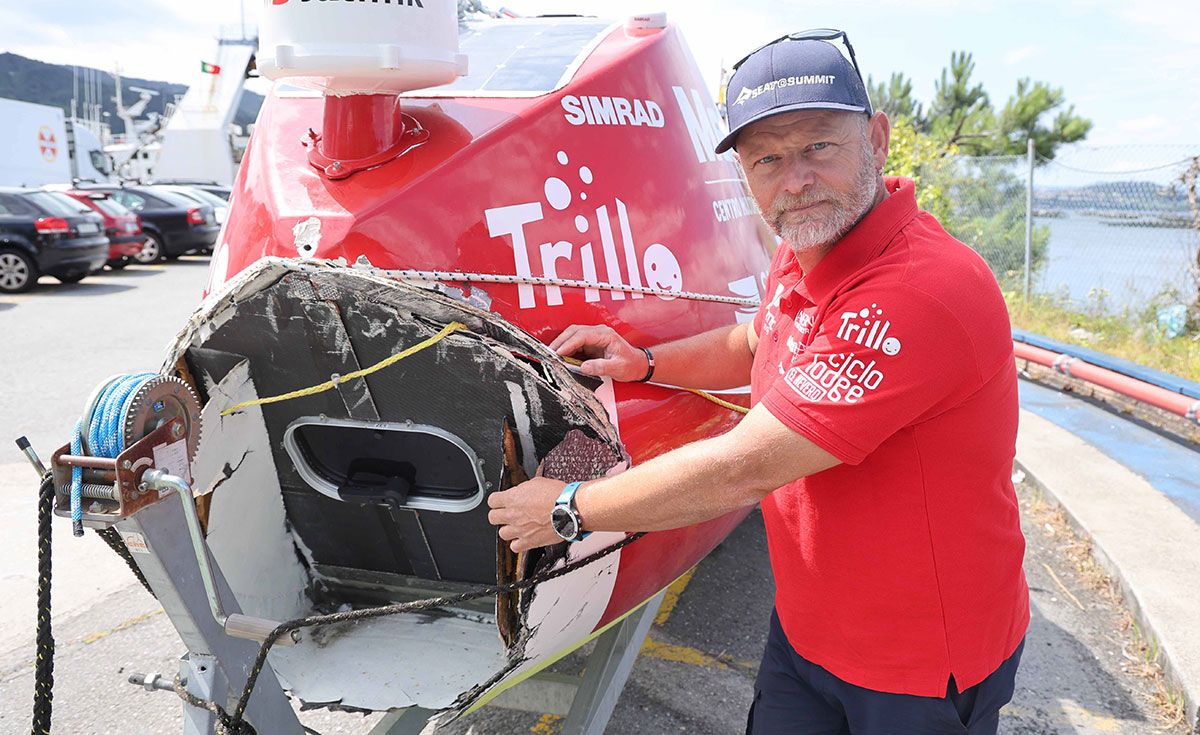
[733,74,837,105]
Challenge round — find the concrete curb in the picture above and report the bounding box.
[1016,410,1200,734]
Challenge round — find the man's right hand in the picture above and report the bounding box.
[550,325,650,382]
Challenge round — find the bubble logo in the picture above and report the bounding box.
[484,149,683,309]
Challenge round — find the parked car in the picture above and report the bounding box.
[158,185,230,225]
[152,179,232,201]
[64,190,145,270]
[77,184,220,263]
[0,187,108,293]
[196,185,231,201]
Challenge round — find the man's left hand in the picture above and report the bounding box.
[487,477,568,553]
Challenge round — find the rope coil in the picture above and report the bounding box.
[69,373,158,536]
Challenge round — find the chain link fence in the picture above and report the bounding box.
[932,145,1200,332]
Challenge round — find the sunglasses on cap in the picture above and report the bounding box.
[732,28,866,87]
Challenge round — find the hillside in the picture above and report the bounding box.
[1035,180,1191,213]
[0,52,263,132]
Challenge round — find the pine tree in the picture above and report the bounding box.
[867,51,1092,160]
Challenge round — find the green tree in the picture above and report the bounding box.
[873,53,1086,285]
[942,159,1050,287]
[868,52,1092,160]
[866,73,924,127]
[884,122,953,222]
[927,51,994,153]
[994,78,1091,158]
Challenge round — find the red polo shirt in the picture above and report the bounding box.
[750,177,1029,697]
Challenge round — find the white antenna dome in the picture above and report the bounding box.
[257,0,468,95]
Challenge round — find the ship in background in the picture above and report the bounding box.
[0,26,259,188]
[103,24,260,185]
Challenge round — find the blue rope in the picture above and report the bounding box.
[70,373,157,537]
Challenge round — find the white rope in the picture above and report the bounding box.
[374,268,762,307]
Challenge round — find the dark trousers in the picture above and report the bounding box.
[747,611,1024,735]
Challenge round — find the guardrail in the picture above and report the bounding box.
[1012,329,1200,424]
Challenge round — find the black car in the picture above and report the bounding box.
[152,179,232,201]
[80,184,221,263]
[0,188,108,293]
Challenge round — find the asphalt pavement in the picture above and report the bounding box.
[0,261,1186,734]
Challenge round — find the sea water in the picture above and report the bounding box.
[1034,213,1199,313]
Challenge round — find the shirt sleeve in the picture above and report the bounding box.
[760,283,981,465]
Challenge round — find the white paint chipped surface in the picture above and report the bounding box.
[445,531,626,720]
[292,216,322,257]
[595,378,621,438]
[520,532,624,657]
[196,361,310,624]
[270,614,509,711]
[206,240,231,295]
[505,381,539,479]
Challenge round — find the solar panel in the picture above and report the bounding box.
[422,17,613,95]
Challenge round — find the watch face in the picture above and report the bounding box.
[551,506,579,541]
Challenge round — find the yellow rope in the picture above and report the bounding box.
[562,357,750,414]
[682,388,750,414]
[220,321,468,416]
[220,320,749,417]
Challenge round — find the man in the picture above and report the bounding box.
[488,30,1028,734]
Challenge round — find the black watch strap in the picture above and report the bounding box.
[636,346,655,383]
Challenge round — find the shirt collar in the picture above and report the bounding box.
[783,177,918,303]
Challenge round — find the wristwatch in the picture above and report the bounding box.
[551,481,591,542]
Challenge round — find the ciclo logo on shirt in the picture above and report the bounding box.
[837,303,902,356]
[784,352,885,405]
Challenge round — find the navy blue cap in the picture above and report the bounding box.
[717,39,873,154]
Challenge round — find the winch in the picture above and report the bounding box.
[51,374,202,533]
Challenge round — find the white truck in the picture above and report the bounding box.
[0,97,111,187]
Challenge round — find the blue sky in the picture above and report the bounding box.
[2,0,1196,151]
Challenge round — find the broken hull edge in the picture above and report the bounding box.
[171,259,750,715]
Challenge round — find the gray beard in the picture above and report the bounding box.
[768,143,879,256]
